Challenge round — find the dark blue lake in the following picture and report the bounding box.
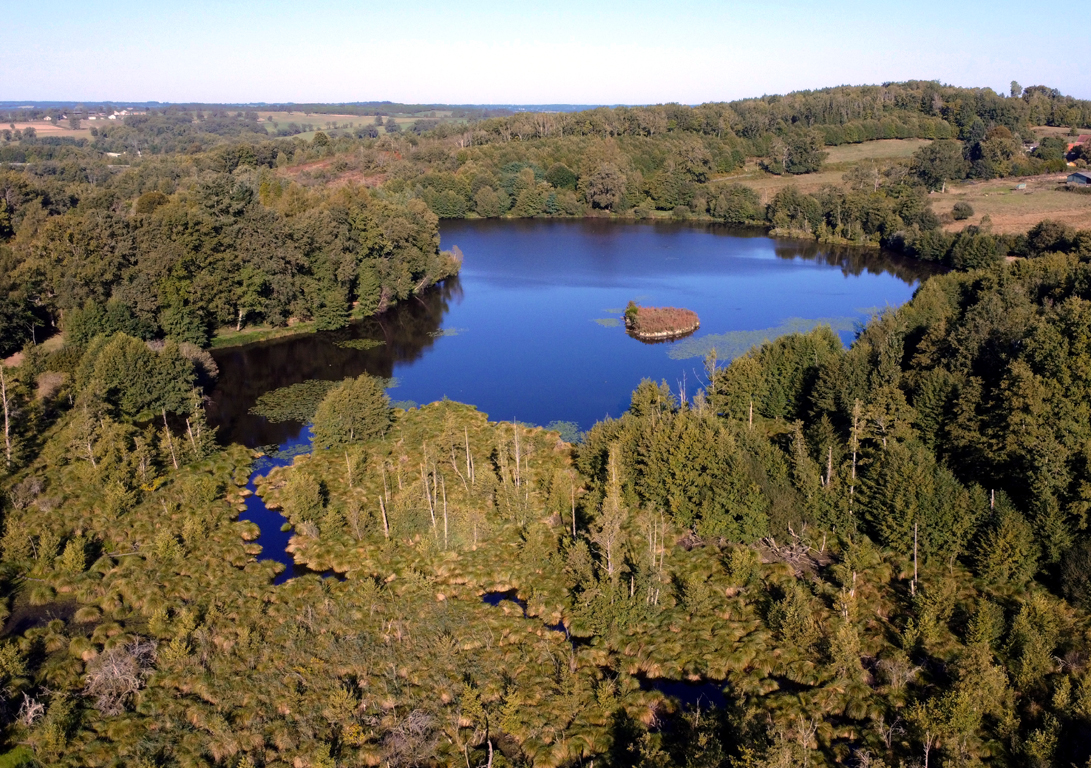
[209,219,933,448]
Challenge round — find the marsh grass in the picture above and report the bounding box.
[211,322,317,349]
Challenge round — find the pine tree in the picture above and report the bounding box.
[591,443,627,582]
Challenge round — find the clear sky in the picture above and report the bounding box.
[4,0,1087,104]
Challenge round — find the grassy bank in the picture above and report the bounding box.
[210,322,317,349]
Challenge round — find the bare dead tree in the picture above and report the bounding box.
[0,365,13,469]
[17,693,44,727]
[162,409,178,469]
[83,638,157,715]
[381,709,438,767]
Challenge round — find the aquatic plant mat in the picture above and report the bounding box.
[334,338,385,350]
[250,377,398,423]
[428,327,468,338]
[668,315,859,360]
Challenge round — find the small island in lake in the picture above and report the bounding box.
[624,300,700,340]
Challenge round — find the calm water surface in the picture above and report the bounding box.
[209,219,934,449]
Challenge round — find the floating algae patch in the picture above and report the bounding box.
[593,318,622,328]
[603,308,624,314]
[667,316,859,361]
[250,377,401,423]
[335,338,385,350]
[249,380,337,423]
[428,327,468,338]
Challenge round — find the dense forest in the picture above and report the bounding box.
[3,251,1091,767]
[5,82,1091,360]
[4,81,1091,767]
[0,158,462,357]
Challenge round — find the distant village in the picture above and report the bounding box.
[35,107,146,122]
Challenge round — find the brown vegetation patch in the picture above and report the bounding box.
[626,305,700,340]
[279,158,387,189]
[36,371,64,401]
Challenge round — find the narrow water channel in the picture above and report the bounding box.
[238,427,346,585]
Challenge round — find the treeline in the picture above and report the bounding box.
[0,157,460,356]
[425,80,1090,166]
[4,256,1091,765]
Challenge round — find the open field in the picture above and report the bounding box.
[256,110,465,140]
[4,120,94,140]
[1031,124,1091,139]
[932,174,1091,233]
[720,139,934,201]
[823,138,934,164]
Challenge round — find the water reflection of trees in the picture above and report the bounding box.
[770,240,942,283]
[208,277,459,446]
[643,221,942,284]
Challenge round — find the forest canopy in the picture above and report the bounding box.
[3,80,1091,768]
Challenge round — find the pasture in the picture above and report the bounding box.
[932,174,1091,233]
[722,138,935,201]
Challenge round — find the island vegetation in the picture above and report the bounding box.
[4,82,1091,768]
[623,302,700,340]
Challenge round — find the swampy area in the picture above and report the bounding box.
[6,219,1091,768]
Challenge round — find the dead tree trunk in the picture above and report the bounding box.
[0,365,11,469]
[162,409,178,469]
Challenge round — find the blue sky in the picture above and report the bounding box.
[4,0,1086,103]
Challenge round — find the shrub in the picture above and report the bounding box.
[951,201,974,220]
[311,374,392,447]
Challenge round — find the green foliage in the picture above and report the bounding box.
[912,139,968,190]
[709,183,762,225]
[77,333,196,419]
[65,300,155,347]
[952,201,975,220]
[5,86,1091,768]
[545,162,577,190]
[311,373,392,447]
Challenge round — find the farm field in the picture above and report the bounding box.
[4,120,94,140]
[932,173,1091,233]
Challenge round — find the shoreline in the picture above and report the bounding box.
[208,218,913,353]
[626,322,701,341]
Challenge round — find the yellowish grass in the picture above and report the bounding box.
[5,120,94,140]
[932,174,1091,233]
